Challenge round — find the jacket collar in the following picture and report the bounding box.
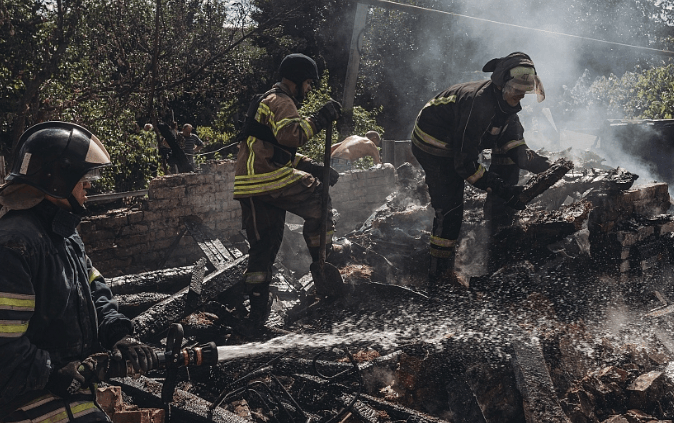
[491,84,522,115]
[33,199,81,238]
[273,82,300,107]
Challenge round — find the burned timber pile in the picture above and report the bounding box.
[102,153,674,423]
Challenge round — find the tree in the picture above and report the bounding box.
[0,0,87,158]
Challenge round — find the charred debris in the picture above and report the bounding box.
[101,146,674,423]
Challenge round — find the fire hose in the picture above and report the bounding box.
[87,323,218,403]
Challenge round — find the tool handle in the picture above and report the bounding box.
[318,122,333,268]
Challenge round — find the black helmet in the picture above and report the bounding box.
[279,53,319,86]
[3,121,111,198]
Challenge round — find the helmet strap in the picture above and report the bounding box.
[67,194,86,215]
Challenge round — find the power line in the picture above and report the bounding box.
[359,0,674,58]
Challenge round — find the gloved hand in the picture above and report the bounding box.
[311,100,342,132]
[111,336,158,375]
[45,361,87,398]
[306,161,339,186]
[498,185,526,210]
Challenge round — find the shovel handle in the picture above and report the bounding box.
[318,122,333,269]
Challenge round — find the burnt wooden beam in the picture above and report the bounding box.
[109,376,248,423]
[184,215,243,271]
[116,292,173,319]
[521,158,575,205]
[132,255,248,342]
[108,266,194,295]
[511,335,571,423]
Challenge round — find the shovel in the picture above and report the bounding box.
[309,121,346,297]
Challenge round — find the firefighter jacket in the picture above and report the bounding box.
[0,200,133,418]
[234,82,320,198]
[412,80,551,187]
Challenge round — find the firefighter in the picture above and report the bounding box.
[231,53,341,334]
[0,122,157,422]
[411,52,552,293]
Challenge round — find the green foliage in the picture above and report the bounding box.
[568,64,674,120]
[195,126,238,161]
[298,71,383,164]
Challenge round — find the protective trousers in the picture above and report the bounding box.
[484,160,519,233]
[238,181,334,323]
[412,145,464,292]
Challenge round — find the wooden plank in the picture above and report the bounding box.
[132,255,247,342]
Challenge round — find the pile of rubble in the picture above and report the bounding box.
[101,150,674,423]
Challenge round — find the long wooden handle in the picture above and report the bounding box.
[318,122,333,268]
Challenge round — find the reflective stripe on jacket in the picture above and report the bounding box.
[234,82,318,198]
[412,80,549,186]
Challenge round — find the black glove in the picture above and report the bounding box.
[45,361,87,398]
[311,100,342,132]
[111,336,158,375]
[499,185,526,210]
[306,161,339,186]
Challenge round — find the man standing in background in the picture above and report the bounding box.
[179,123,204,169]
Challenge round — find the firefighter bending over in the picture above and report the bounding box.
[0,122,157,422]
[231,53,341,335]
[411,52,552,294]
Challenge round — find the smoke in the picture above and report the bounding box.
[356,0,674,193]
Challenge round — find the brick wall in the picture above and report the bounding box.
[79,161,397,277]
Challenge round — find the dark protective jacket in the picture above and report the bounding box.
[0,200,132,417]
[233,82,320,198]
[412,80,551,187]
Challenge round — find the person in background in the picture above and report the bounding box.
[0,122,157,422]
[179,123,204,169]
[230,53,341,335]
[330,130,382,172]
[411,52,552,294]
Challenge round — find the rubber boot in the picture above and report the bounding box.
[428,255,465,295]
[233,283,272,338]
[326,239,351,266]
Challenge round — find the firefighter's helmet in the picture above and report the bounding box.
[3,121,111,198]
[279,53,319,86]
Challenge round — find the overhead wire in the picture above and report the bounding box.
[358,0,674,59]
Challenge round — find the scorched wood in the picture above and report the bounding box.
[132,255,248,342]
[107,266,194,295]
[521,158,575,205]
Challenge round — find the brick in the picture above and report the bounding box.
[97,386,123,416]
[112,409,149,423]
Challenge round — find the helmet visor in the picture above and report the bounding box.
[80,168,104,182]
[503,67,545,103]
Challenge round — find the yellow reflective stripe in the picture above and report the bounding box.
[234,173,303,196]
[0,320,29,336]
[257,103,277,134]
[236,166,294,181]
[306,231,334,248]
[466,164,486,184]
[35,401,98,423]
[413,125,448,149]
[88,267,102,284]
[292,155,303,167]
[299,119,314,139]
[245,272,268,283]
[494,140,526,154]
[0,293,35,311]
[246,136,257,175]
[430,248,457,258]
[430,236,457,248]
[422,95,457,111]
